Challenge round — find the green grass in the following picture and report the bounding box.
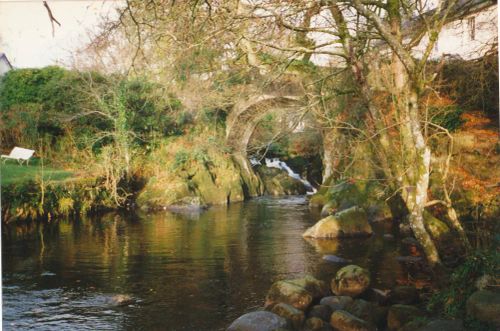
[0,162,74,185]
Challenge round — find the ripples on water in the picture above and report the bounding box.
[2,196,402,330]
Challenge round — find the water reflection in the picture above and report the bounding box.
[3,196,403,330]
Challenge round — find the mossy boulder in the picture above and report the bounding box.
[330,310,375,331]
[323,181,365,212]
[137,140,247,209]
[257,166,307,196]
[466,290,500,325]
[331,265,371,297]
[227,311,288,331]
[423,211,450,241]
[266,275,328,311]
[271,303,305,329]
[303,207,372,239]
[387,304,425,330]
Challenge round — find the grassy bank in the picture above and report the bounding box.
[0,162,73,185]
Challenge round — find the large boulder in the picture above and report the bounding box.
[257,166,307,196]
[387,304,425,330]
[137,141,247,209]
[227,311,288,331]
[330,310,375,331]
[271,303,305,330]
[303,207,372,239]
[466,290,500,325]
[331,265,371,297]
[266,275,328,311]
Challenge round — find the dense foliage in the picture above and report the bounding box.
[0,66,183,151]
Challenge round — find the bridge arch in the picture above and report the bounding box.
[225,93,312,196]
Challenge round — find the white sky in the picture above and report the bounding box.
[0,0,122,68]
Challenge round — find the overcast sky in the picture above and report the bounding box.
[0,0,121,68]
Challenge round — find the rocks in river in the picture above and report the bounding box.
[331,265,371,297]
[287,275,330,300]
[265,275,328,311]
[303,207,372,239]
[271,303,305,329]
[322,255,352,264]
[466,290,500,325]
[330,310,375,331]
[308,304,332,321]
[256,166,307,196]
[320,296,353,312]
[387,286,419,305]
[226,311,288,331]
[387,304,425,330]
[266,281,313,311]
[110,294,135,306]
[305,316,332,330]
[345,299,387,329]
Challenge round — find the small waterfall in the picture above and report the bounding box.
[263,158,317,194]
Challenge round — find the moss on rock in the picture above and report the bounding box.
[303,207,372,238]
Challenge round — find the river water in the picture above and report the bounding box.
[2,196,403,330]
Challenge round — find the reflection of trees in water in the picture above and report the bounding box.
[3,198,404,330]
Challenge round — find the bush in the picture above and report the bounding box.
[427,250,499,318]
[429,105,464,131]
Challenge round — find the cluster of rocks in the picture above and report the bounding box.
[227,265,465,331]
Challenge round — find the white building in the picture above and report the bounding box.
[415,3,498,60]
[0,53,13,76]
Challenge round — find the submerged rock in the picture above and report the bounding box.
[110,294,135,306]
[331,265,371,297]
[330,310,374,331]
[227,311,288,331]
[303,207,372,239]
[466,290,500,325]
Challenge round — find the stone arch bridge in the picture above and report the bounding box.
[225,88,312,196]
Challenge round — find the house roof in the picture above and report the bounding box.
[0,53,13,69]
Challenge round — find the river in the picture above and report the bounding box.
[2,196,403,330]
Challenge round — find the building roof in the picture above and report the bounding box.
[0,53,13,70]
